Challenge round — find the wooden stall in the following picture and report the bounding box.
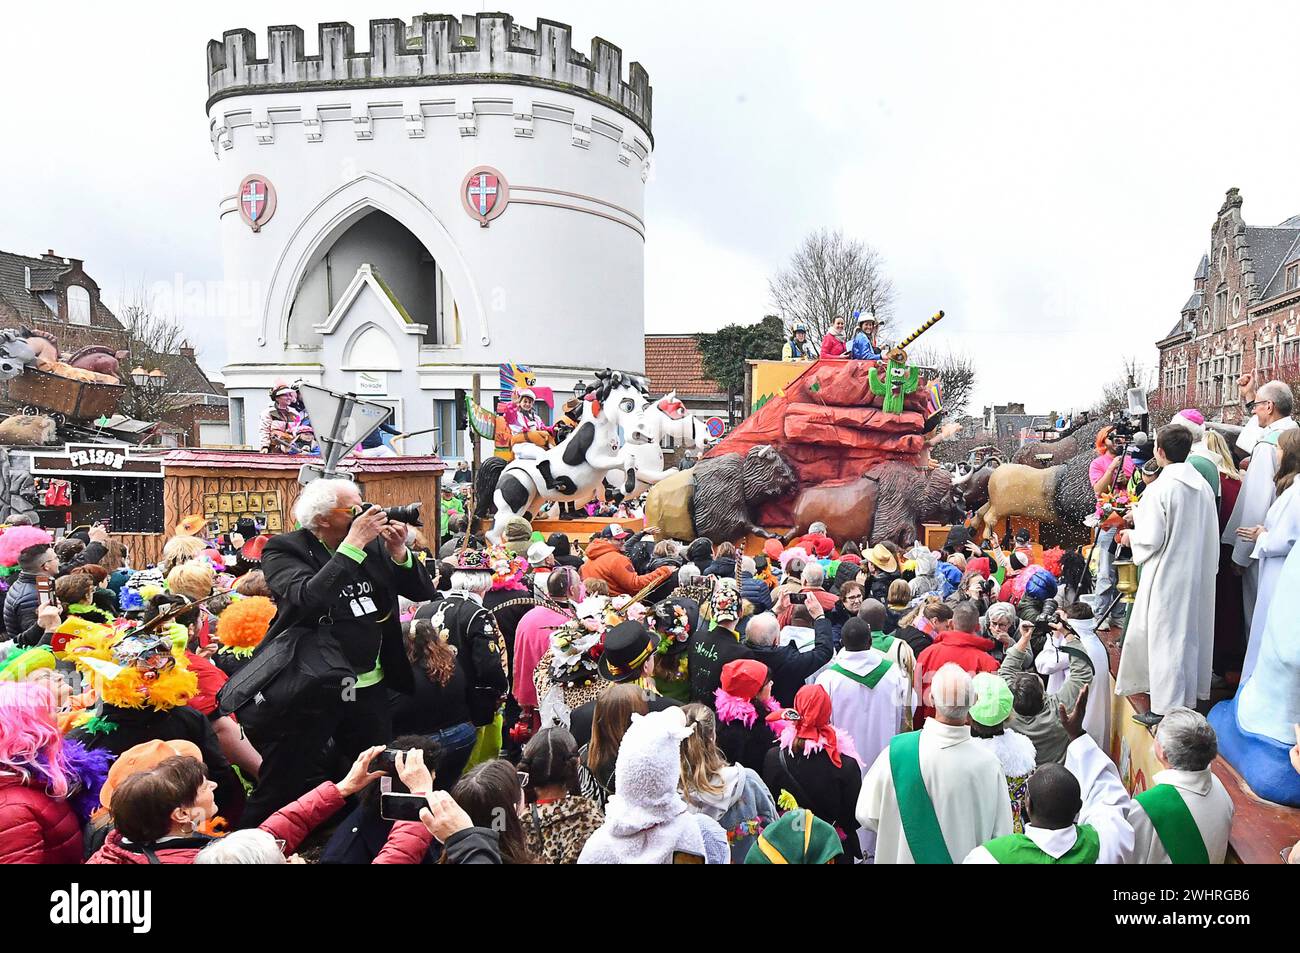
[126,450,445,567]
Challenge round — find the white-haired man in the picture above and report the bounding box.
[1129,707,1235,864]
[857,662,1013,863]
[228,478,438,826]
[1222,379,1297,653]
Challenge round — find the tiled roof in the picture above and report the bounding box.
[1259,231,1300,301]
[1245,226,1300,300]
[644,334,724,397]
[0,249,120,328]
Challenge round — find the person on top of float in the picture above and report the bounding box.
[850,312,883,361]
[502,388,555,460]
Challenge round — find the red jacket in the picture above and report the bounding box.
[820,333,847,358]
[580,540,672,597]
[775,586,839,628]
[795,533,836,559]
[87,779,348,864]
[914,629,999,722]
[0,776,83,864]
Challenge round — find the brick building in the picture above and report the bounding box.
[0,247,228,444]
[1156,189,1300,423]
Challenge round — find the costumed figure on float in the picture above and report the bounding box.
[473,369,655,542]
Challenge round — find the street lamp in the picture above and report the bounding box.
[148,368,167,391]
[131,367,149,387]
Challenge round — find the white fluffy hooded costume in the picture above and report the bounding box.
[577,709,730,864]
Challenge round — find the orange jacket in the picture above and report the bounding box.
[580,540,673,597]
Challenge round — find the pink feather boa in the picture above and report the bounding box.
[771,718,862,767]
[0,526,53,567]
[713,690,781,728]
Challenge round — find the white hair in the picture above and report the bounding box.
[451,570,493,595]
[1258,380,1295,417]
[194,829,286,865]
[740,556,757,575]
[809,521,828,536]
[986,602,1018,625]
[745,612,780,646]
[802,562,825,588]
[293,478,355,530]
[1156,707,1218,771]
[931,663,975,721]
[678,563,701,587]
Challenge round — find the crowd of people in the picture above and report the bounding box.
[1,368,1299,865]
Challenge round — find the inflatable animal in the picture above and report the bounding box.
[606,392,717,498]
[785,462,967,547]
[474,370,654,541]
[644,444,797,544]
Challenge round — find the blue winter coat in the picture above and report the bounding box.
[850,332,881,361]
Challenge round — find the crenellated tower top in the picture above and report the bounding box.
[206,12,653,140]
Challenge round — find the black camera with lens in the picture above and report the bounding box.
[359,502,424,527]
[1030,597,1064,649]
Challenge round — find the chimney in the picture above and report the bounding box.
[180,342,195,359]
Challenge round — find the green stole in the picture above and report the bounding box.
[983,825,1100,864]
[870,631,895,653]
[829,658,893,689]
[888,730,951,863]
[1135,784,1210,864]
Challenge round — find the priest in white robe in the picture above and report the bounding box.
[1129,708,1235,864]
[1235,432,1300,682]
[857,663,1011,864]
[1115,425,1219,721]
[816,619,910,774]
[1221,380,1298,639]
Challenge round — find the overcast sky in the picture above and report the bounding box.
[3,1,1299,415]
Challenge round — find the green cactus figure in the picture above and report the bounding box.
[868,348,921,415]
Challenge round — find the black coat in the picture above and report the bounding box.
[69,704,244,823]
[762,743,862,863]
[716,712,778,775]
[744,616,834,707]
[688,625,753,705]
[259,529,438,696]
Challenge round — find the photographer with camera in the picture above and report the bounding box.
[998,603,1093,766]
[1089,426,1137,632]
[220,479,438,827]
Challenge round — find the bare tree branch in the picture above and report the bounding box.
[768,228,896,345]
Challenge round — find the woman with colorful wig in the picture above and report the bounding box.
[0,681,112,863]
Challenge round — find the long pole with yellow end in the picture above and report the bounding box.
[894,310,946,352]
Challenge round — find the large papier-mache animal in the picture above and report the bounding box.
[784,462,967,546]
[475,369,655,541]
[977,455,1096,546]
[644,444,798,544]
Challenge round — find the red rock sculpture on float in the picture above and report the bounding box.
[703,359,936,531]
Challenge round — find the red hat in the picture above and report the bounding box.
[767,684,845,767]
[966,556,992,579]
[720,659,769,701]
[763,538,784,561]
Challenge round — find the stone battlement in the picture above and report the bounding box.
[207,13,652,139]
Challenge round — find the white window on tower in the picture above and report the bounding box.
[67,286,91,326]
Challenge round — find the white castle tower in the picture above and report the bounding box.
[206,13,653,456]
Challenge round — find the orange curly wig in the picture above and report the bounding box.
[215,596,276,655]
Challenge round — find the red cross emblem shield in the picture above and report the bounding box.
[237,174,277,232]
[461,166,509,226]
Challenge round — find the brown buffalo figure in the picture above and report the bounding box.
[785,462,967,547]
[953,459,998,512]
[645,444,798,544]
